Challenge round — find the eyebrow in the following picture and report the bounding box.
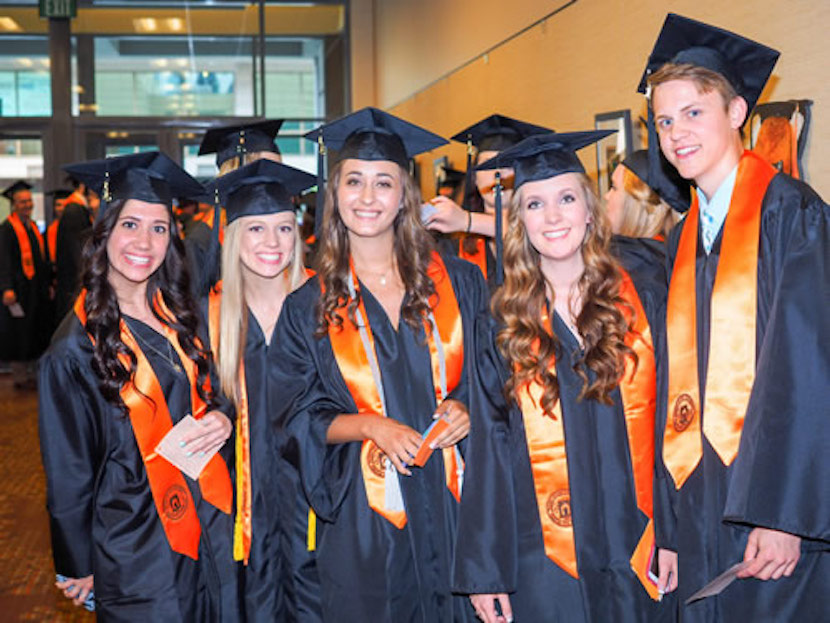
[344,170,394,178]
[656,101,702,120]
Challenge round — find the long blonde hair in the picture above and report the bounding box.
[617,167,679,239]
[218,151,281,177]
[217,215,307,409]
[493,173,634,416]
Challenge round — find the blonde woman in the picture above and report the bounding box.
[604,149,688,240]
[454,132,676,623]
[206,159,321,622]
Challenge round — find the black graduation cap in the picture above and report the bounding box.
[63,151,206,218]
[210,159,316,225]
[477,130,615,189]
[477,130,614,285]
[451,114,553,153]
[198,119,284,168]
[303,107,447,239]
[621,149,691,213]
[637,13,780,114]
[304,107,447,169]
[2,180,33,201]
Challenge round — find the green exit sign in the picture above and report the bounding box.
[39,0,77,19]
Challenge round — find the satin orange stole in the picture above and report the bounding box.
[326,252,464,529]
[664,152,776,489]
[47,220,59,264]
[74,291,232,560]
[8,213,44,279]
[458,235,488,280]
[517,269,658,598]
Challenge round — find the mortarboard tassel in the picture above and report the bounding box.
[494,171,504,286]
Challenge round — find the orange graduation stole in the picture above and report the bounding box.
[47,220,59,264]
[326,252,465,529]
[8,212,44,279]
[664,152,776,489]
[458,234,488,279]
[517,269,659,599]
[74,290,232,560]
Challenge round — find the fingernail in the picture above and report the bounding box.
[198,451,205,457]
[179,441,186,447]
[429,442,436,450]
[185,451,193,457]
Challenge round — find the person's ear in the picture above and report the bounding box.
[728,96,748,130]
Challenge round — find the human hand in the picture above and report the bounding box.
[366,417,422,476]
[470,593,513,623]
[657,548,678,595]
[423,196,468,233]
[430,399,470,448]
[180,410,232,457]
[2,289,16,306]
[738,527,801,580]
[56,574,94,607]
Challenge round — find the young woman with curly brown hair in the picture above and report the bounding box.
[453,132,676,623]
[38,152,239,621]
[268,108,488,621]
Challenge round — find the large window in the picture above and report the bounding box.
[0,37,52,117]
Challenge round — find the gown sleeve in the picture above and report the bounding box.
[452,311,519,594]
[37,335,103,578]
[723,181,830,544]
[269,284,358,523]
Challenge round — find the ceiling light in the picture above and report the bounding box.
[166,18,184,32]
[152,59,168,68]
[0,17,22,32]
[16,58,33,68]
[133,18,158,33]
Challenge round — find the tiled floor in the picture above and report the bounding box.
[0,374,94,622]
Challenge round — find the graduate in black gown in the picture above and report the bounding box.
[205,159,322,622]
[38,152,239,621]
[453,132,677,623]
[425,115,553,292]
[269,108,487,621]
[189,119,286,296]
[53,179,96,323]
[0,180,51,387]
[640,14,829,622]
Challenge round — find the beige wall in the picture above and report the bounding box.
[350,0,830,198]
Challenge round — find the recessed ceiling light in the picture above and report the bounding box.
[133,18,158,33]
[0,17,22,32]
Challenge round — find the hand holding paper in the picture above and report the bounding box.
[155,415,225,480]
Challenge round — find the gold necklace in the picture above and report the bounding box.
[132,329,183,374]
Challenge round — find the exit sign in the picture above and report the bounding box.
[39,0,77,19]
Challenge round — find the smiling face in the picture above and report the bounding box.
[652,78,746,198]
[238,211,296,280]
[336,158,403,243]
[519,172,591,277]
[106,199,171,295]
[11,189,33,221]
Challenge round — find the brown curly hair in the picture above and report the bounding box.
[313,160,436,337]
[492,173,635,416]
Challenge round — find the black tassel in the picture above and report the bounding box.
[494,171,504,286]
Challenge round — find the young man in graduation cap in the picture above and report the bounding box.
[425,114,553,289]
[0,180,51,388]
[187,119,285,296]
[641,14,829,622]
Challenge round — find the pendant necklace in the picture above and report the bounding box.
[133,330,183,374]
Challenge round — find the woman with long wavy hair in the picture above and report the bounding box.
[205,158,322,622]
[268,107,487,621]
[38,152,238,621]
[453,132,677,623]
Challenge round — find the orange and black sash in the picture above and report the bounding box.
[47,220,59,264]
[664,152,776,489]
[8,213,44,280]
[325,252,465,529]
[516,268,659,599]
[457,234,488,280]
[74,290,232,560]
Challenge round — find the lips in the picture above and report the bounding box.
[542,228,570,240]
[674,145,700,159]
[124,253,151,266]
[354,209,381,219]
[257,252,283,264]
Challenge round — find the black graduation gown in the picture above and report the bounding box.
[54,202,93,323]
[453,267,674,623]
[38,313,239,622]
[203,300,323,623]
[185,220,215,297]
[269,256,487,622]
[0,217,51,361]
[660,173,830,622]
